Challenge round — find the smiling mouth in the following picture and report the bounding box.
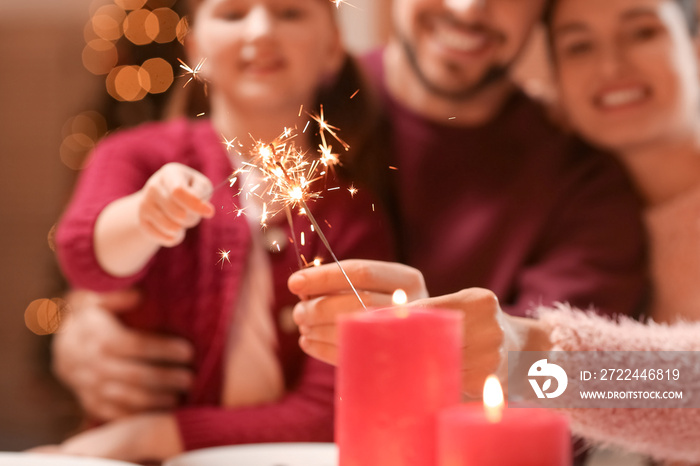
[595,87,651,110]
[428,14,500,56]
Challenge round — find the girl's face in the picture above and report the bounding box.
[189,0,343,111]
[551,0,700,153]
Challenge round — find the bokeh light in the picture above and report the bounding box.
[152,8,180,44]
[91,4,126,42]
[114,0,148,11]
[139,57,174,94]
[82,39,119,75]
[124,9,158,45]
[147,0,177,8]
[60,133,95,170]
[47,223,57,252]
[68,111,108,142]
[24,298,69,336]
[176,16,189,44]
[107,65,149,101]
[59,111,107,170]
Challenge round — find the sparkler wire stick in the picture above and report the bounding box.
[285,206,305,271]
[299,199,366,310]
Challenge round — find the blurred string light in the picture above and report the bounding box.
[81,0,188,102]
[24,298,70,336]
[60,111,108,170]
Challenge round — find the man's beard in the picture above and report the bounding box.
[400,35,510,102]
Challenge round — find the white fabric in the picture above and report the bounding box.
[221,160,285,408]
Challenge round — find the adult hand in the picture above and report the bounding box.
[412,288,506,398]
[288,260,428,365]
[53,289,194,421]
[28,413,182,463]
[413,289,552,398]
[138,162,215,247]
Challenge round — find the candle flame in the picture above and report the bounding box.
[483,375,504,423]
[392,289,408,306]
[392,289,409,318]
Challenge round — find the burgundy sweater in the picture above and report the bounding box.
[55,118,395,450]
[362,50,648,318]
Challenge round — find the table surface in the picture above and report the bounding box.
[165,443,338,466]
[0,452,136,466]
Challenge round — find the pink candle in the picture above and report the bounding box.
[438,403,571,466]
[337,307,462,466]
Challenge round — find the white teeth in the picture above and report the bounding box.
[435,26,488,52]
[599,88,647,108]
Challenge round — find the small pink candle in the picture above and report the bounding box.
[337,306,462,466]
[438,384,571,466]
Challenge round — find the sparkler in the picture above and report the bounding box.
[177,57,207,89]
[223,115,366,309]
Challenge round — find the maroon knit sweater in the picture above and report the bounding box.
[362,49,648,319]
[55,118,396,450]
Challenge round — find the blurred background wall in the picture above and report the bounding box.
[0,0,99,449]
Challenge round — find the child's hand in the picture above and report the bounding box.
[138,163,215,247]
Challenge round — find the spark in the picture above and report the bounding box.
[348,185,358,198]
[350,89,360,99]
[313,257,322,267]
[197,112,206,117]
[223,111,366,309]
[301,232,305,246]
[222,136,238,152]
[177,57,207,88]
[318,144,339,167]
[309,105,350,151]
[217,249,231,268]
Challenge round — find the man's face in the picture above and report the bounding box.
[392,0,547,100]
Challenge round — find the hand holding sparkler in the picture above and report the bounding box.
[137,163,215,247]
[288,260,429,365]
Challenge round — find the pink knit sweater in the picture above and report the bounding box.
[537,305,700,463]
[55,118,396,450]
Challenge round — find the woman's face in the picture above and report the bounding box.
[552,0,700,153]
[189,0,343,111]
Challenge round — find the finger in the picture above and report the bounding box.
[412,288,500,318]
[141,199,184,236]
[140,218,184,246]
[25,445,63,454]
[146,182,189,223]
[300,323,337,347]
[288,260,426,299]
[99,381,180,412]
[299,335,338,366]
[295,292,392,327]
[107,330,194,364]
[173,186,215,218]
[103,358,194,392]
[93,289,142,314]
[81,393,132,422]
